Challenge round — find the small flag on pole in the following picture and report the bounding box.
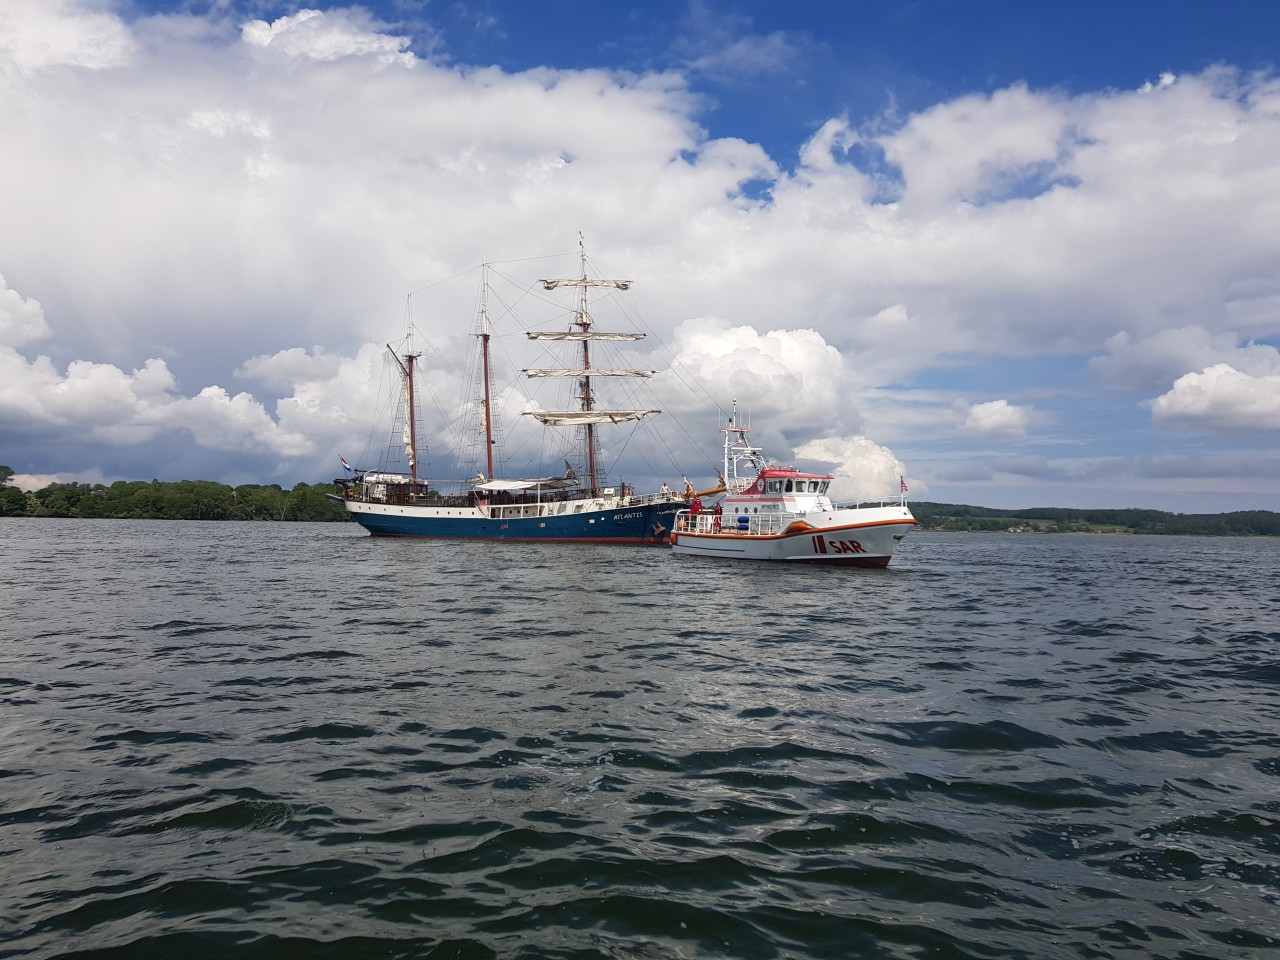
[341,456,353,474]
[900,475,908,493]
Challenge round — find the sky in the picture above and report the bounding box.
[2,0,1279,512]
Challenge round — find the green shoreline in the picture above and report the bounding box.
[0,474,347,523]
[2,470,1277,535]
[911,502,1280,536]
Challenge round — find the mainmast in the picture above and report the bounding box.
[525,237,659,495]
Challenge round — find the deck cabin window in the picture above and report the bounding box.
[820,481,830,494]
[767,480,781,493]
[784,479,794,492]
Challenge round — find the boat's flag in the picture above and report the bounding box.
[341,455,353,474]
[900,475,908,493]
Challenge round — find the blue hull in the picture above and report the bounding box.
[349,501,683,544]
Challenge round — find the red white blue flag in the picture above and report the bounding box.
[340,456,353,474]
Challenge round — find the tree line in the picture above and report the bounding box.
[0,467,348,522]
[910,501,1280,536]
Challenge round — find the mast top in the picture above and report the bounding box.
[540,234,630,290]
[722,397,748,434]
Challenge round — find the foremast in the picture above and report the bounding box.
[478,265,496,481]
[388,327,422,486]
[525,238,659,495]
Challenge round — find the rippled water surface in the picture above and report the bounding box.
[3,519,1280,959]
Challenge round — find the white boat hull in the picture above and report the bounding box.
[670,505,916,566]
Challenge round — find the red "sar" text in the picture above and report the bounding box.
[812,535,865,555]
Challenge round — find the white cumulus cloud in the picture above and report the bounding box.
[959,399,1032,437]
[659,317,854,439]
[0,275,51,347]
[1151,363,1280,431]
[2,2,1279,509]
[0,274,315,459]
[0,0,131,73]
[241,9,413,65]
[792,435,909,501]
[1092,326,1280,390]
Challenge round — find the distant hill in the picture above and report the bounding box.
[910,502,1280,536]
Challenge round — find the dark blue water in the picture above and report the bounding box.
[3,519,1280,959]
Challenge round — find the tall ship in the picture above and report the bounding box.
[333,242,686,543]
[670,404,917,566]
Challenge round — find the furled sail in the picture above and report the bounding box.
[389,344,419,471]
[524,368,654,378]
[527,410,659,426]
[541,279,631,291]
[527,332,645,342]
[520,242,661,492]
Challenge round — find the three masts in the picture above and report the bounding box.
[335,242,686,544]
[334,242,916,563]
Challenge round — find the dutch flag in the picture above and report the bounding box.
[340,455,353,474]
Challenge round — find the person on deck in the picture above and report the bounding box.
[712,502,722,532]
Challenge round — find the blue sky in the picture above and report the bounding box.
[421,1,1280,158]
[2,1,1279,511]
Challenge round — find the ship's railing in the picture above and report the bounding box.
[627,490,685,507]
[347,476,431,505]
[349,485,468,507]
[347,477,688,510]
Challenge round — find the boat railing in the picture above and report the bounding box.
[673,510,794,536]
[832,493,911,510]
[674,493,911,536]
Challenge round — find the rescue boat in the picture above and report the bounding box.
[670,407,917,567]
